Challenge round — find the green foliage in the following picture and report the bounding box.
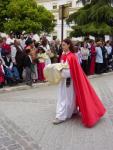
[0,0,55,34]
[77,0,111,5]
[0,0,11,31]
[67,0,113,37]
[70,23,112,37]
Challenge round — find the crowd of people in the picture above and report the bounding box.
[0,32,113,88]
[0,33,62,88]
[75,40,113,75]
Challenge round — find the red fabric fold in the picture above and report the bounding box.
[65,52,106,127]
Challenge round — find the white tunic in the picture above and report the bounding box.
[56,63,76,120]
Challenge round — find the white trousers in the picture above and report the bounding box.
[56,69,76,120]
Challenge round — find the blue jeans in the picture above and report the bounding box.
[5,66,20,80]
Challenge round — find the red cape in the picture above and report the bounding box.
[62,52,106,127]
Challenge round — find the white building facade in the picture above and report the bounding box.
[37,0,82,40]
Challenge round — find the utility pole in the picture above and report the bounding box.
[59,4,70,41]
[61,5,64,42]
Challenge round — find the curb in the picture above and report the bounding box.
[88,71,113,79]
[0,72,113,93]
[0,82,50,94]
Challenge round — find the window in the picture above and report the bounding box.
[54,19,57,23]
[76,0,91,5]
[68,1,72,7]
[52,31,57,40]
[111,0,113,6]
[53,36,57,40]
[67,31,71,37]
[53,4,57,9]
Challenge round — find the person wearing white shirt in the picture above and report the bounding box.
[95,42,103,74]
[41,37,51,65]
[11,44,17,64]
[105,41,112,55]
[105,41,112,69]
[80,42,89,75]
[19,35,26,49]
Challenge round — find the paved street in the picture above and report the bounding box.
[0,73,113,150]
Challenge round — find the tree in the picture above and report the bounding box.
[77,0,112,5]
[0,0,55,34]
[67,0,113,38]
[0,0,11,31]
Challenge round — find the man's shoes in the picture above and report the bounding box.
[53,118,65,125]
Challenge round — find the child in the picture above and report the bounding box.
[37,47,48,81]
[0,59,5,88]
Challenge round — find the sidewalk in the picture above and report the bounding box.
[88,71,113,79]
[0,71,113,93]
[0,82,50,93]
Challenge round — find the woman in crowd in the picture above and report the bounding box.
[3,52,20,86]
[40,37,51,65]
[89,40,96,75]
[81,41,89,75]
[25,38,38,83]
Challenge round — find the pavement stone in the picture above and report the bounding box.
[0,72,113,150]
[0,115,41,150]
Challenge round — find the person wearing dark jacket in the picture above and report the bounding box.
[3,53,20,85]
[23,49,32,86]
[15,45,25,80]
